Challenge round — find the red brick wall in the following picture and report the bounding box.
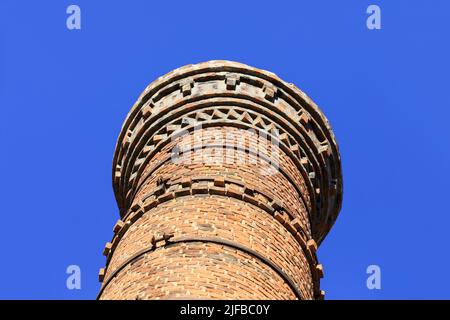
[98,61,342,300]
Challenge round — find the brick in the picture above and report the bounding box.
[143,198,158,211]
[307,239,318,253]
[141,105,152,119]
[317,290,325,300]
[226,185,242,198]
[299,112,309,125]
[279,133,289,144]
[213,176,225,187]
[274,211,287,224]
[225,74,240,90]
[113,220,125,233]
[98,268,105,282]
[291,218,302,230]
[263,84,277,101]
[192,183,209,194]
[103,242,112,256]
[242,194,258,207]
[181,177,192,188]
[153,134,166,144]
[174,187,191,197]
[316,264,324,278]
[209,186,226,196]
[271,199,284,211]
[158,192,175,202]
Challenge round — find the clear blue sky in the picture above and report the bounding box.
[0,1,449,299]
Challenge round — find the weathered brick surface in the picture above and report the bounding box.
[104,195,314,299]
[99,61,343,300]
[133,127,311,232]
[101,243,297,300]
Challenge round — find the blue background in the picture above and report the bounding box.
[0,1,449,299]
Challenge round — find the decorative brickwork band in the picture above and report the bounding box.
[99,60,343,300]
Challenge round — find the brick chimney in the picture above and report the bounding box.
[98,61,343,300]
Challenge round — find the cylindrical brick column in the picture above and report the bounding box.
[98,61,343,300]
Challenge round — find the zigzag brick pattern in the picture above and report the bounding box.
[98,60,343,300]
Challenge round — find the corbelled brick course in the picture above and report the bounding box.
[98,61,343,300]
